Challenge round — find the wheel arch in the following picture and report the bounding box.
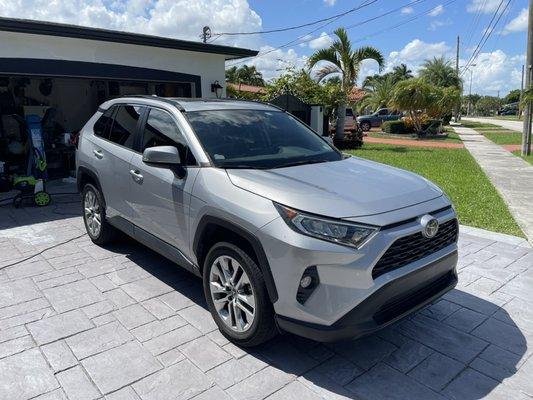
[193,215,279,303]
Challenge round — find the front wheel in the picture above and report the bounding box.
[360,121,371,131]
[203,242,277,347]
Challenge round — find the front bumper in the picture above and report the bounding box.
[276,251,458,342]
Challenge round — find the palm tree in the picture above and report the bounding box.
[308,27,384,139]
[419,57,461,88]
[225,65,265,86]
[361,75,395,111]
[391,64,413,82]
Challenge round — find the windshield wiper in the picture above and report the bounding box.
[273,159,330,169]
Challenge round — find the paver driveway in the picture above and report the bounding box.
[1,195,532,400]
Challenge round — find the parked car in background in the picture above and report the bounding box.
[329,107,358,133]
[357,108,402,131]
[77,97,458,346]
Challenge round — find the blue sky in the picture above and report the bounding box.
[0,0,528,96]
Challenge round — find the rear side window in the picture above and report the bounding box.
[93,107,115,139]
[108,105,142,149]
[141,108,196,165]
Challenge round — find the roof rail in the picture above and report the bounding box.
[118,95,185,111]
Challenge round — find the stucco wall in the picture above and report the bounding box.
[0,31,227,97]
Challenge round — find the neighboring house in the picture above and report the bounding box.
[348,87,366,103]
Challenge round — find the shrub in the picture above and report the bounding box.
[382,120,407,134]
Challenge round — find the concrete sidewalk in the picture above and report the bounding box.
[451,124,533,244]
[462,117,524,132]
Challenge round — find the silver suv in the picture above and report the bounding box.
[76,96,458,346]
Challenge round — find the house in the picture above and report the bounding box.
[0,17,257,177]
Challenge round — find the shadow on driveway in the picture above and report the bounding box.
[104,235,529,400]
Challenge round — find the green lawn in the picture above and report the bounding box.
[348,143,524,237]
[513,150,533,165]
[461,121,522,145]
[488,115,521,121]
[370,128,462,144]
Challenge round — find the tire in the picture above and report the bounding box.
[203,242,277,347]
[360,121,371,132]
[82,183,117,245]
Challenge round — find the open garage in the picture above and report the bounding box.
[0,17,256,179]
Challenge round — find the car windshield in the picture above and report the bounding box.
[186,109,342,169]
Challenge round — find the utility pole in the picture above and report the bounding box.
[522,0,533,156]
[455,35,460,122]
[520,64,525,119]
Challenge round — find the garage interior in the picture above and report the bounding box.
[0,74,195,180]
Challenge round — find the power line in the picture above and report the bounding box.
[212,0,378,37]
[461,0,512,74]
[463,0,488,52]
[226,0,431,67]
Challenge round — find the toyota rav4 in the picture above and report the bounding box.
[76,96,458,346]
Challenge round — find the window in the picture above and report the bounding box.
[378,109,389,116]
[142,108,196,165]
[108,105,142,149]
[187,110,341,169]
[93,107,115,139]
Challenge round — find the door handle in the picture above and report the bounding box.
[129,169,144,183]
[93,149,103,159]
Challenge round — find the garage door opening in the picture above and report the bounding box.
[0,75,195,179]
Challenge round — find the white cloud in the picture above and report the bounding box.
[460,50,524,95]
[308,32,333,50]
[234,45,308,81]
[0,0,263,49]
[467,0,502,14]
[502,8,528,34]
[429,19,452,31]
[388,39,452,68]
[323,0,337,6]
[401,7,414,14]
[429,4,444,17]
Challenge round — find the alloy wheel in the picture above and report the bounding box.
[209,255,256,332]
[84,189,101,238]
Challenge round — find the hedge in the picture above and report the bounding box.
[382,120,407,134]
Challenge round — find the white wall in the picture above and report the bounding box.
[0,31,228,97]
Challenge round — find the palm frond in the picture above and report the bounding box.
[315,64,342,83]
[352,46,385,71]
[307,47,340,69]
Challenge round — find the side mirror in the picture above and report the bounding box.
[142,146,181,165]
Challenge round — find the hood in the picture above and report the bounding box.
[226,156,442,218]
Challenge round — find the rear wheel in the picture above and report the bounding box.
[203,242,277,347]
[82,184,117,245]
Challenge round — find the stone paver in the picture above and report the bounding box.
[452,124,533,244]
[1,196,533,399]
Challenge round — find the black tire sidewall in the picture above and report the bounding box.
[361,122,371,131]
[203,242,274,346]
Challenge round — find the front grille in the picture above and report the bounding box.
[372,219,458,279]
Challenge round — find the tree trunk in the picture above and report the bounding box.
[335,101,346,140]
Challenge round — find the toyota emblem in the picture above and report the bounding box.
[420,214,439,238]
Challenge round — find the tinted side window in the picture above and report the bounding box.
[93,107,115,139]
[378,109,389,115]
[142,108,196,165]
[108,105,142,149]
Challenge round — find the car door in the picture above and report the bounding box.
[128,106,200,254]
[375,108,389,126]
[89,104,142,221]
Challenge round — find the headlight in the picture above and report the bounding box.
[274,203,379,249]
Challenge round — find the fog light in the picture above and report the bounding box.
[300,275,313,288]
[296,266,320,304]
